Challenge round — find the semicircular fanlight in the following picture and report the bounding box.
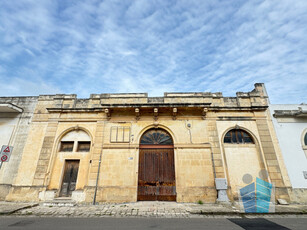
[140,129,173,145]
[224,129,254,144]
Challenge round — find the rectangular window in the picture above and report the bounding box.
[77,141,91,152]
[60,141,74,152]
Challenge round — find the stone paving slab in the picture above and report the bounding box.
[275,204,307,214]
[1,201,307,218]
[0,202,38,215]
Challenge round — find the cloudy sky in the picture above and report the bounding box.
[0,0,306,103]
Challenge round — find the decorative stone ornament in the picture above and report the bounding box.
[172,108,177,120]
[104,109,110,120]
[202,108,208,120]
[154,108,158,120]
[135,108,140,120]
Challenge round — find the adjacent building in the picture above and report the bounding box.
[270,104,307,203]
[0,97,38,199]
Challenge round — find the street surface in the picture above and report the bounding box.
[1,217,307,230]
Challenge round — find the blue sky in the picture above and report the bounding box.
[0,0,306,103]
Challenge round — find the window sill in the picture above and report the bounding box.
[223,143,255,148]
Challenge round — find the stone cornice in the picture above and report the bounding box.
[273,108,307,118]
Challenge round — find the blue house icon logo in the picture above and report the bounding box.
[239,177,273,213]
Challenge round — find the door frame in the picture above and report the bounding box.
[59,159,80,197]
[138,144,176,200]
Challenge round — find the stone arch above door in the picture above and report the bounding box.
[140,128,173,146]
[138,128,176,201]
[48,128,92,199]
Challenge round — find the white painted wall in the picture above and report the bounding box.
[269,104,307,188]
[0,114,19,146]
[0,113,20,183]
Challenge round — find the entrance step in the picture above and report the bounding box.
[43,198,76,207]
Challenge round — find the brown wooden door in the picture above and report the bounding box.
[138,148,176,201]
[60,160,79,197]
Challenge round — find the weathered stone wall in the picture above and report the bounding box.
[0,97,38,200]
[5,83,294,203]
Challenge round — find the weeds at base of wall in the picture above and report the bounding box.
[197,200,204,205]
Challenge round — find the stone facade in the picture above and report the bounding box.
[2,84,294,204]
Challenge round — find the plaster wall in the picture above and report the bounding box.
[216,120,266,196]
[224,146,262,197]
[0,114,17,147]
[269,104,307,188]
[0,114,19,184]
[0,97,38,200]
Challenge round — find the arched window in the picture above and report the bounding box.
[140,128,173,145]
[224,129,254,144]
[304,132,307,146]
[59,130,91,152]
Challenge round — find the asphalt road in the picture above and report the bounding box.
[0,217,307,230]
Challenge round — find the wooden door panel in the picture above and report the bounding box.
[60,160,79,197]
[138,148,176,201]
[159,150,175,183]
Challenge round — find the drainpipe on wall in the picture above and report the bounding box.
[93,149,102,205]
[207,142,229,202]
[93,121,106,205]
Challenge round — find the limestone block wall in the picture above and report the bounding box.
[175,148,216,202]
[90,118,217,203]
[5,83,293,203]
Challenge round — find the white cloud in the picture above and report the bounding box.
[0,0,306,103]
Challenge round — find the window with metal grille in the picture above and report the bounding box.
[224,129,254,144]
[77,141,91,152]
[60,141,74,152]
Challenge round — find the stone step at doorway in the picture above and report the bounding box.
[42,197,76,207]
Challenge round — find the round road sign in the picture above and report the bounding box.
[1,155,8,162]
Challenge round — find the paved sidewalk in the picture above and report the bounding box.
[0,202,38,215]
[1,201,307,218]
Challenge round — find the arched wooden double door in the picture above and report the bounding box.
[137,128,176,201]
